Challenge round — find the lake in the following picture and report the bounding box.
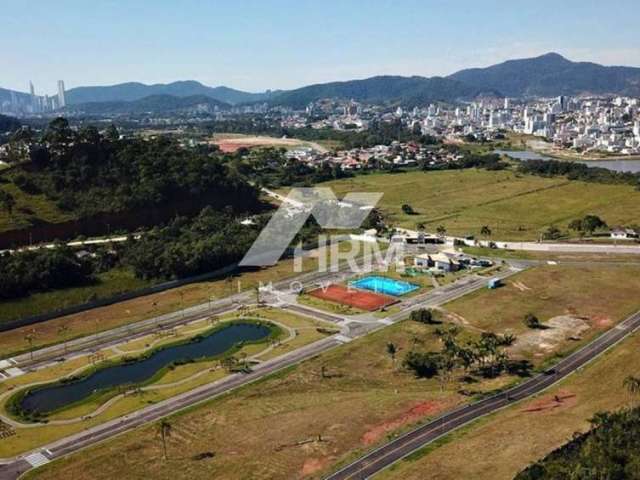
[18,321,272,416]
[494,150,640,173]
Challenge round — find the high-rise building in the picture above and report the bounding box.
[57,80,66,108]
[29,81,37,112]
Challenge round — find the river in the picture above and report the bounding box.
[494,149,640,173]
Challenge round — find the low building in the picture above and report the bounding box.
[413,253,433,268]
[610,227,639,240]
[430,253,460,272]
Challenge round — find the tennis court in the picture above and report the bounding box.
[307,283,397,311]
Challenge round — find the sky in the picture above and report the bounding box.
[3,0,640,94]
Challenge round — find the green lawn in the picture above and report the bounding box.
[320,169,640,241]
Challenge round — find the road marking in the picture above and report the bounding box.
[24,452,50,468]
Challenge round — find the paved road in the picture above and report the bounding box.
[324,310,640,480]
[0,336,341,480]
[452,237,640,255]
[8,254,372,372]
[0,268,519,480]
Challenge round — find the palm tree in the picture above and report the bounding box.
[58,325,70,354]
[623,375,640,407]
[386,342,397,368]
[436,225,447,238]
[157,420,173,460]
[24,331,36,360]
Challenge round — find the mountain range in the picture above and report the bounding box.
[3,53,640,113]
[68,94,230,115]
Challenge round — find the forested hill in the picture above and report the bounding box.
[1,117,262,220]
[65,80,273,105]
[271,75,497,108]
[66,94,231,115]
[449,52,640,97]
[516,407,640,479]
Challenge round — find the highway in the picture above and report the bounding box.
[324,310,640,480]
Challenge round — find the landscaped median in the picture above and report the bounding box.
[0,307,334,458]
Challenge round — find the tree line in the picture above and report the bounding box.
[3,117,262,218]
[518,158,640,188]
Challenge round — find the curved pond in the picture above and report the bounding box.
[18,322,272,416]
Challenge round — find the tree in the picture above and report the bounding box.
[410,308,434,324]
[105,124,120,142]
[386,342,397,368]
[581,215,607,235]
[623,376,640,406]
[57,325,70,354]
[24,331,36,360]
[480,225,492,238]
[157,420,173,460]
[0,191,16,215]
[436,225,447,238]
[524,313,542,329]
[542,225,562,240]
[401,204,416,215]
[568,215,607,237]
[403,351,440,378]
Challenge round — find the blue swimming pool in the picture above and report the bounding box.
[350,276,419,296]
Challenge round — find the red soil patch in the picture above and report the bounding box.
[522,391,577,413]
[361,401,444,445]
[308,283,397,311]
[216,141,254,153]
[592,315,613,329]
[301,457,329,476]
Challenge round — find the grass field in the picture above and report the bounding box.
[0,240,368,359]
[320,169,640,240]
[0,307,331,457]
[0,268,151,326]
[15,264,640,479]
[442,264,640,363]
[23,319,516,480]
[462,246,640,263]
[0,181,75,233]
[377,329,640,480]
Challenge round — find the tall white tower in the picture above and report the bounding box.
[57,80,66,108]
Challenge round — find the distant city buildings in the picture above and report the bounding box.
[0,80,66,116]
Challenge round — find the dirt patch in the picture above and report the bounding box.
[361,401,444,445]
[513,315,590,355]
[512,281,532,292]
[216,141,255,153]
[523,390,577,413]
[301,457,329,476]
[592,315,613,329]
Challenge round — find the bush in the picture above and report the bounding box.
[410,308,435,324]
[403,351,441,378]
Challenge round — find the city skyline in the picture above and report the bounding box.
[2,0,640,94]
